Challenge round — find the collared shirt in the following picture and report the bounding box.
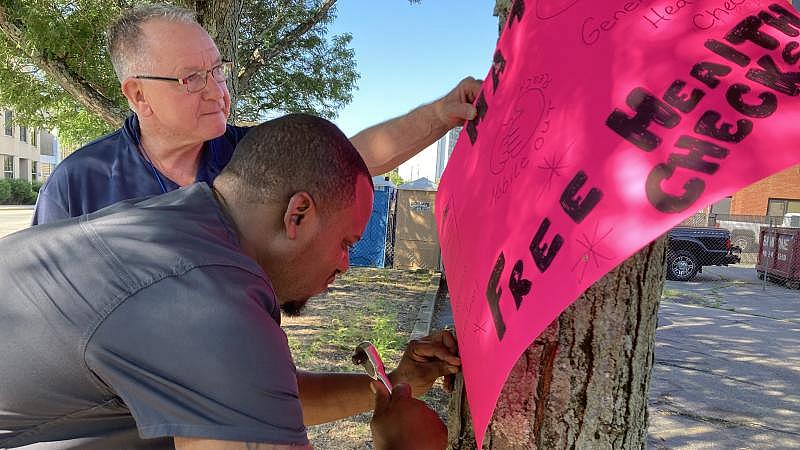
[0,183,307,449]
[32,115,250,225]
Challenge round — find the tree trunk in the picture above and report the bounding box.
[492,0,513,34]
[447,238,665,449]
[192,0,243,120]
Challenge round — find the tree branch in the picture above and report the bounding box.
[237,0,337,94]
[0,6,127,126]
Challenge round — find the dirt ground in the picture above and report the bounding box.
[281,267,451,449]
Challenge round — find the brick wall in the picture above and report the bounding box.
[731,164,800,215]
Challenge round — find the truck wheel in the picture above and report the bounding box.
[667,250,699,282]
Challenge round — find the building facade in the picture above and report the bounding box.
[435,127,461,182]
[709,164,800,217]
[0,110,59,182]
[732,164,800,216]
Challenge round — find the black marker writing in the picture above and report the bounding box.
[560,171,604,224]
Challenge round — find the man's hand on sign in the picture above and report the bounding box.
[433,77,482,128]
[389,329,460,396]
[370,382,447,450]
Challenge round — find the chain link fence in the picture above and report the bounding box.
[665,225,742,282]
[384,192,397,267]
[354,198,800,290]
[666,212,800,288]
[349,186,443,271]
[348,188,395,269]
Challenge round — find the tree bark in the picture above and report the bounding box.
[447,239,665,449]
[493,0,513,34]
[192,0,243,119]
[446,7,665,447]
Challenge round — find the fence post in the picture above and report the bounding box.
[762,217,776,291]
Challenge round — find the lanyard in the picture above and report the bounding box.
[138,144,169,194]
[137,143,217,194]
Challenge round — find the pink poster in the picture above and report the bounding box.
[436,0,800,446]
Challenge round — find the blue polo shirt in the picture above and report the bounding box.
[33,114,250,225]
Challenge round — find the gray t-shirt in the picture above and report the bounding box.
[0,183,307,449]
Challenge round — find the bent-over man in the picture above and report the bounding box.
[1,114,457,450]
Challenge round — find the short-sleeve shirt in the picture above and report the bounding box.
[32,115,250,225]
[0,183,307,449]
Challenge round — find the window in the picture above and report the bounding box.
[710,197,731,215]
[31,128,37,147]
[767,198,800,216]
[4,111,12,136]
[2,155,13,179]
[31,161,38,181]
[39,162,53,181]
[19,125,27,142]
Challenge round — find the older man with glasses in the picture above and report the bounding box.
[32,3,481,225]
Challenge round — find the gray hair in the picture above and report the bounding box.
[107,3,198,81]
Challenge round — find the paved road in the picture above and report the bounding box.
[0,208,33,238]
[648,266,800,449]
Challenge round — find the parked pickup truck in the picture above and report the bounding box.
[666,227,741,281]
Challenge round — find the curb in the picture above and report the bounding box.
[0,205,35,211]
[410,273,441,340]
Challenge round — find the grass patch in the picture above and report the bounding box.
[284,267,433,370]
[281,267,441,448]
[662,286,733,311]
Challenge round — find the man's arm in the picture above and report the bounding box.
[175,382,447,450]
[350,77,481,175]
[175,437,312,450]
[297,330,461,425]
[297,370,375,425]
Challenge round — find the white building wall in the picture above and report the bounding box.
[0,111,58,181]
[399,141,438,183]
[435,127,461,182]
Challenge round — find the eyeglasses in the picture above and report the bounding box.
[133,61,233,93]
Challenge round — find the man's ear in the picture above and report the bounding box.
[121,79,152,116]
[283,191,316,240]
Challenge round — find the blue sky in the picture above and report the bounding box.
[328,1,500,137]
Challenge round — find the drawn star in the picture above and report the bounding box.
[536,142,573,198]
[572,222,614,283]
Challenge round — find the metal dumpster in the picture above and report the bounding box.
[756,227,800,289]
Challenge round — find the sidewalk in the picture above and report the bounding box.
[0,208,34,238]
[649,266,800,449]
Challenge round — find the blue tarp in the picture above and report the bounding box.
[349,186,392,268]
